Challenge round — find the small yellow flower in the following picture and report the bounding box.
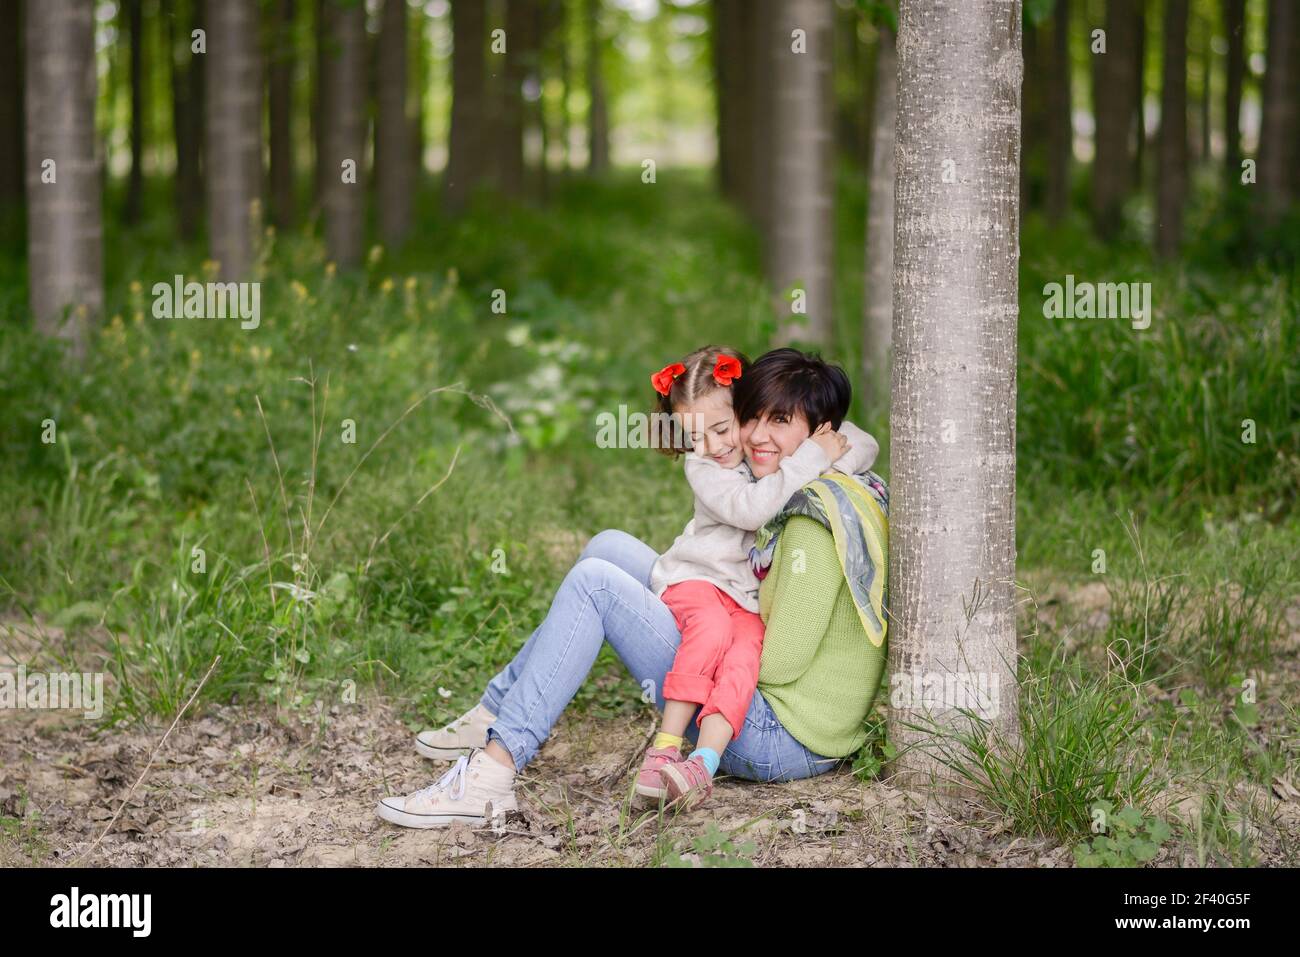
[129,280,142,295]
[291,280,309,301]
[380,277,394,294]
[368,245,384,265]
[404,276,417,293]
[190,349,202,364]
[325,262,337,278]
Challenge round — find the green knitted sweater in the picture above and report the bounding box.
[757,514,886,758]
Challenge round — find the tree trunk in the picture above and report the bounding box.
[206,0,262,280]
[586,0,609,173]
[495,0,531,196]
[268,0,296,230]
[446,0,488,212]
[557,0,571,173]
[747,0,775,233]
[410,8,426,183]
[1091,0,1138,238]
[125,0,144,224]
[0,0,24,209]
[537,0,552,200]
[768,0,834,346]
[1223,0,1244,186]
[1198,27,1210,163]
[1045,0,1071,222]
[887,0,1022,786]
[1258,0,1297,218]
[1133,2,1145,188]
[713,0,735,197]
[1155,0,1187,259]
[25,0,102,356]
[167,0,204,240]
[377,0,412,245]
[320,0,365,268]
[862,23,895,409]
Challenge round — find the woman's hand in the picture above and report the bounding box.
[809,423,848,461]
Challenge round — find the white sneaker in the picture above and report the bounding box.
[376,750,518,829]
[415,702,497,760]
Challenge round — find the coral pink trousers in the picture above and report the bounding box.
[660,580,764,740]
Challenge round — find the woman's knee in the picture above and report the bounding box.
[579,529,636,564]
[565,555,618,594]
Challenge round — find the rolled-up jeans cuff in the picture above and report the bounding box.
[486,725,527,773]
[479,691,503,717]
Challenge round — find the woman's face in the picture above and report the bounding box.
[741,409,813,478]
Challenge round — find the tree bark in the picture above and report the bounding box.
[1258,0,1297,218]
[862,23,895,408]
[557,0,571,173]
[1198,26,1210,163]
[746,0,775,229]
[377,0,412,245]
[167,0,204,240]
[320,0,365,268]
[1091,0,1138,238]
[1133,2,1145,188]
[206,0,262,280]
[313,0,327,209]
[410,7,426,183]
[125,0,144,224]
[496,0,532,196]
[586,0,609,173]
[768,0,834,346]
[446,0,488,213]
[25,0,102,356]
[1045,0,1071,222]
[268,0,296,230]
[1223,0,1244,186]
[888,0,1022,786]
[0,0,25,209]
[1155,0,1187,259]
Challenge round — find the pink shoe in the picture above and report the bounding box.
[634,745,682,800]
[660,755,714,808]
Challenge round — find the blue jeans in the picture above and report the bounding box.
[481,529,841,782]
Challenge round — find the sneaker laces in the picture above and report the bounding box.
[413,754,470,802]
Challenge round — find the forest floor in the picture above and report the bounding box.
[4,579,1297,869]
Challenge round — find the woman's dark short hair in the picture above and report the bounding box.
[732,348,852,431]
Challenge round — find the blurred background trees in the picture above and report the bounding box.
[4,0,1295,360]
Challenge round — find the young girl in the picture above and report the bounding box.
[639,345,878,807]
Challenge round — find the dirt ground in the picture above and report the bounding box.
[0,697,1065,868]
[2,585,1297,868]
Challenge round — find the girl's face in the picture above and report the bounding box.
[741,409,813,478]
[676,389,743,468]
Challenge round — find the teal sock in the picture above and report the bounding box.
[693,747,720,776]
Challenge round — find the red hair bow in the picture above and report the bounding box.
[713,355,742,387]
[651,362,687,396]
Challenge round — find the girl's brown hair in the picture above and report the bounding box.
[653,345,749,457]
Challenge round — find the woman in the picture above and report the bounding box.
[376,348,888,828]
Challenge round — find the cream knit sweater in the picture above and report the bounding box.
[650,421,879,612]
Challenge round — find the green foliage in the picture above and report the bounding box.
[924,647,1157,841]
[661,823,756,868]
[1073,801,1173,868]
[851,710,896,781]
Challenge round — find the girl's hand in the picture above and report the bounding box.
[810,425,848,461]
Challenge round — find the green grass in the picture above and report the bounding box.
[1,169,1297,864]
